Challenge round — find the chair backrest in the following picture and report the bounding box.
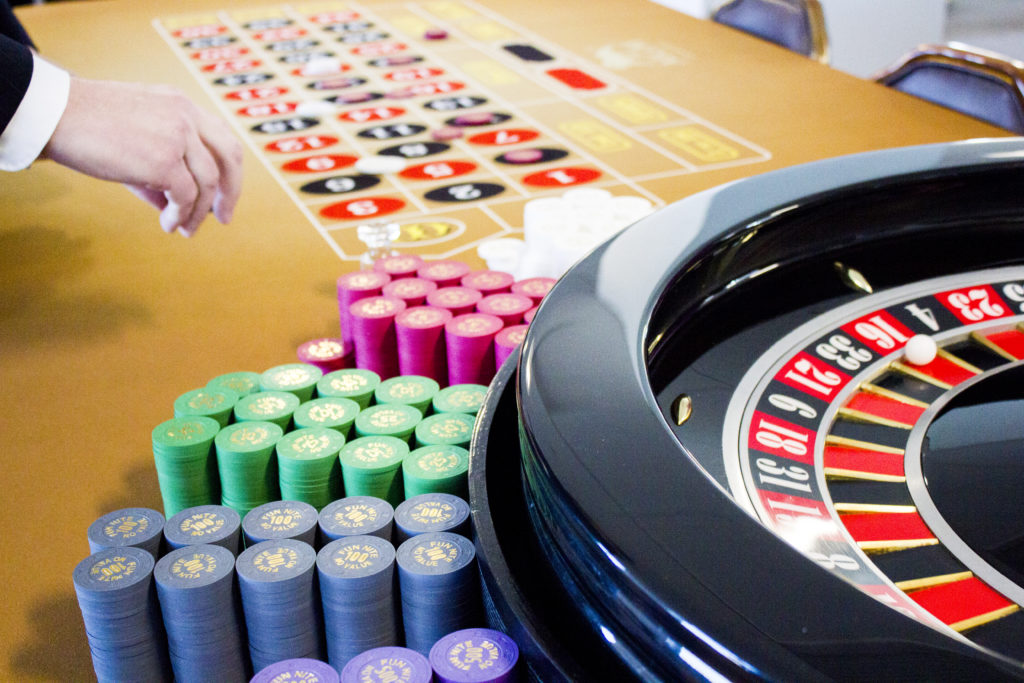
[712,0,828,63]
[874,43,1024,134]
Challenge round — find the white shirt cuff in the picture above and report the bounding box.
[0,53,71,171]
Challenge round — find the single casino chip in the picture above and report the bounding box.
[432,384,488,415]
[414,412,475,448]
[374,253,425,279]
[395,306,453,383]
[477,292,533,326]
[461,269,514,295]
[253,658,340,683]
[394,492,470,543]
[154,544,249,682]
[318,535,400,671]
[242,500,320,546]
[427,286,483,316]
[72,546,169,682]
[297,337,351,372]
[339,435,411,505]
[207,371,262,398]
[234,390,301,429]
[374,375,439,413]
[355,155,409,174]
[354,403,423,440]
[236,539,322,672]
[319,495,395,541]
[276,427,346,509]
[164,504,242,555]
[396,532,481,656]
[417,260,472,287]
[87,507,165,557]
[293,396,361,435]
[495,324,529,368]
[429,628,520,683]
[403,445,471,499]
[214,421,284,516]
[151,416,221,517]
[173,387,238,427]
[383,277,438,306]
[340,646,432,683]
[350,295,407,380]
[317,368,381,409]
[445,313,504,386]
[259,363,323,402]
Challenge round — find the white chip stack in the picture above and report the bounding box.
[478,189,655,280]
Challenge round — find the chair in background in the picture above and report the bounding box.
[874,42,1024,134]
[711,0,829,63]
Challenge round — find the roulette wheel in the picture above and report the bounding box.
[469,137,1024,680]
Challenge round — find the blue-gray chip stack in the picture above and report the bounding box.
[396,531,481,655]
[72,546,170,683]
[242,499,319,546]
[163,504,242,555]
[318,495,394,542]
[86,507,165,557]
[317,534,399,673]
[236,539,324,672]
[154,544,249,682]
[393,493,471,543]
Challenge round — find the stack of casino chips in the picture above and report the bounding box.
[317,534,400,673]
[151,416,221,517]
[317,368,380,409]
[260,363,323,402]
[432,383,488,415]
[297,337,351,373]
[394,493,471,544]
[276,427,346,509]
[375,374,439,413]
[336,256,555,388]
[163,504,242,555]
[72,547,170,682]
[253,658,340,683]
[242,499,320,546]
[414,412,476,449]
[214,420,283,516]
[173,387,238,428]
[339,435,410,506]
[206,370,262,398]
[429,628,521,683]
[236,539,323,671]
[154,544,249,682]
[234,390,301,430]
[340,646,432,683]
[402,445,470,499]
[293,396,360,435]
[86,507,165,557]
[397,532,481,656]
[319,496,395,542]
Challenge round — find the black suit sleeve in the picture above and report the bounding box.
[2,0,35,135]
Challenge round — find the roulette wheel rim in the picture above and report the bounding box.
[469,137,1024,680]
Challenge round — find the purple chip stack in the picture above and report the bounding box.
[445,313,504,386]
[383,277,438,307]
[396,306,454,383]
[349,296,407,379]
[429,628,520,683]
[337,271,392,348]
[252,658,340,683]
[340,646,433,683]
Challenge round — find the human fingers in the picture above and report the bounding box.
[194,111,244,225]
[175,128,222,237]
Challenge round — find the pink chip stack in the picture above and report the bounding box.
[373,254,425,280]
[495,324,529,368]
[476,292,533,326]
[417,260,472,288]
[383,277,438,307]
[296,337,351,372]
[348,295,407,379]
[395,306,454,383]
[461,269,514,295]
[337,271,392,348]
[511,277,556,304]
[445,313,504,385]
[426,286,482,316]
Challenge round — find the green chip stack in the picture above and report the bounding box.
[207,371,262,398]
[413,412,476,448]
[402,445,470,500]
[354,404,423,442]
[339,436,410,506]
[234,390,300,430]
[292,397,360,436]
[276,427,346,510]
[152,416,221,517]
[213,421,283,517]
[259,363,323,402]
[317,368,380,408]
[173,387,238,428]
[374,375,439,413]
[431,384,488,415]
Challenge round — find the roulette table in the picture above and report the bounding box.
[470,137,1024,680]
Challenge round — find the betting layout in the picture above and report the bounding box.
[154,1,771,263]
